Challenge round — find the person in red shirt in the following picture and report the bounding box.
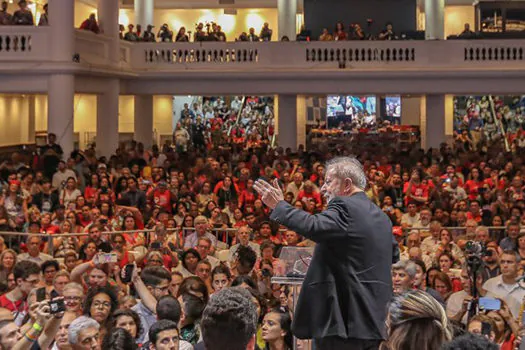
[403,168,429,207]
[238,179,258,210]
[296,181,322,208]
[464,167,485,201]
[150,181,172,214]
[0,260,40,325]
[466,200,483,223]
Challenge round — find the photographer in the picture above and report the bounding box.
[142,24,156,42]
[379,22,397,40]
[0,300,63,350]
[260,22,272,41]
[157,23,173,43]
[194,23,206,42]
[349,23,365,40]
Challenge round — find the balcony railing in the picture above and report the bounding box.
[0,26,524,73]
[0,26,49,61]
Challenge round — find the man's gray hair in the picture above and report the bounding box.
[392,260,418,279]
[325,157,367,190]
[68,316,99,345]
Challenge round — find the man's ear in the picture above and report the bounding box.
[149,342,156,350]
[343,178,354,193]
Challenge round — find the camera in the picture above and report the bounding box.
[465,241,491,258]
[261,268,272,277]
[49,298,66,314]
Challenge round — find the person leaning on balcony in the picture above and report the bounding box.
[175,27,189,42]
[142,24,156,42]
[80,13,100,34]
[38,3,48,26]
[12,0,33,26]
[158,23,173,42]
[124,24,139,42]
[260,22,273,41]
[379,22,397,40]
[0,1,13,25]
[319,28,333,41]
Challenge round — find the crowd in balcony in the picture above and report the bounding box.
[0,0,47,26]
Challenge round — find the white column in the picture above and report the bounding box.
[278,0,297,41]
[134,95,154,148]
[277,95,298,151]
[97,79,120,158]
[97,0,120,62]
[49,0,74,62]
[28,95,35,143]
[48,75,75,158]
[135,0,154,28]
[424,95,446,149]
[425,0,445,40]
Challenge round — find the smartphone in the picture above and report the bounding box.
[36,287,46,302]
[479,297,501,311]
[121,264,134,284]
[100,253,118,263]
[481,321,492,336]
[167,242,177,252]
[49,298,66,314]
[151,242,162,250]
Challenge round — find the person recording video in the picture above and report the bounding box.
[157,23,173,42]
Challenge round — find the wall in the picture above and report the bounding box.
[119,95,135,133]
[401,96,421,126]
[0,95,29,146]
[444,6,475,38]
[75,1,97,28]
[154,96,174,138]
[304,0,417,40]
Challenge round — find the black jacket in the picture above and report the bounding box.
[270,192,392,340]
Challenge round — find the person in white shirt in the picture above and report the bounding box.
[446,267,473,325]
[229,225,260,261]
[195,237,220,269]
[421,221,442,256]
[483,250,525,318]
[285,172,304,202]
[184,216,217,251]
[51,160,77,190]
[17,236,52,265]
[401,203,420,229]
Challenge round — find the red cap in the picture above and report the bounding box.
[9,180,21,186]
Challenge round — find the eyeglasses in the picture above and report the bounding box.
[93,301,111,309]
[64,296,82,301]
[155,285,169,293]
[25,278,39,285]
[150,259,163,264]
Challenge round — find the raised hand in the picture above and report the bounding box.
[253,178,284,210]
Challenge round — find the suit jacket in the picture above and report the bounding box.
[270,192,392,340]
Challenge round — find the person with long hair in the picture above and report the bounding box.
[0,249,17,282]
[83,285,119,342]
[262,309,293,350]
[381,290,453,350]
[109,308,142,346]
[101,327,138,350]
[60,176,82,210]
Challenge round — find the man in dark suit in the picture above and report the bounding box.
[254,157,392,350]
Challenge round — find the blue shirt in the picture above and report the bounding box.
[132,302,157,344]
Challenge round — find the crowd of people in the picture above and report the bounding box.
[453,95,525,153]
[0,88,523,349]
[0,0,47,26]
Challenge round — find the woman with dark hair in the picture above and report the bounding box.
[464,167,485,201]
[85,173,100,205]
[196,182,213,213]
[262,309,293,350]
[109,308,142,345]
[83,285,119,340]
[177,275,209,304]
[211,264,232,293]
[431,271,454,302]
[334,22,347,41]
[214,176,238,208]
[178,248,201,277]
[102,328,138,350]
[79,239,98,262]
[60,176,82,210]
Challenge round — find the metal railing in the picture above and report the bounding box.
[0,226,286,257]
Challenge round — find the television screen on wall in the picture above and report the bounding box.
[385,96,401,117]
[326,95,376,127]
